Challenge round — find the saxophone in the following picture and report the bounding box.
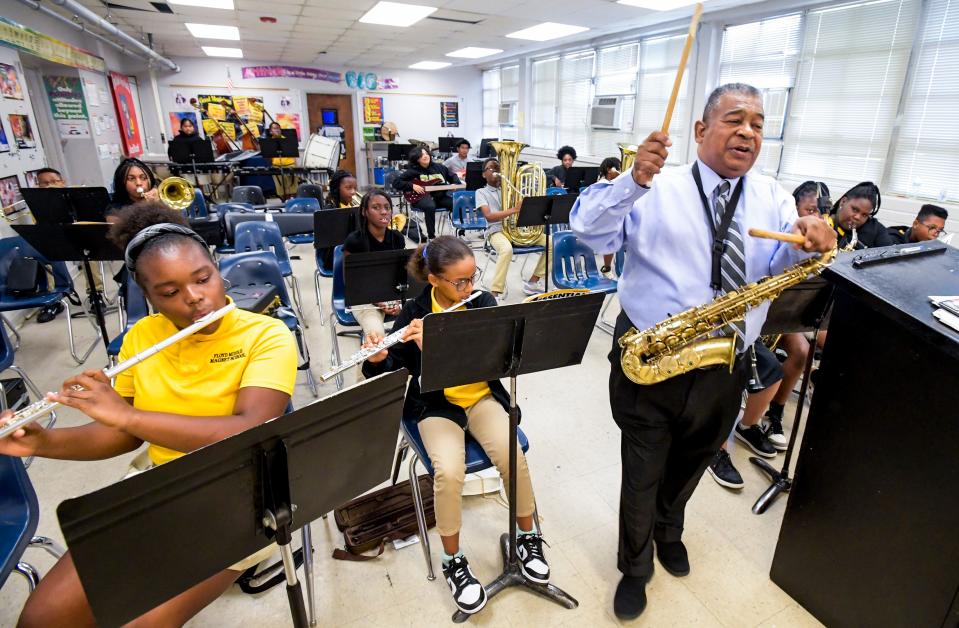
[618,249,836,385]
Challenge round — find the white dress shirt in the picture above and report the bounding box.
[570,159,803,349]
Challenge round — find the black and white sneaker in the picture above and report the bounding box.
[735,423,777,458]
[443,555,487,614]
[707,449,744,489]
[516,533,550,584]
[763,408,788,451]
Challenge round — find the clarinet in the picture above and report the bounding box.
[320,291,483,381]
[0,303,236,440]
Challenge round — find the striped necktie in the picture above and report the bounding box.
[713,179,747,352]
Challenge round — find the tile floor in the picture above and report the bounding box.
[0,228,824,627]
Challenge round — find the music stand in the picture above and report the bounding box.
[438,136,455,153]
[421,292,605,622]
[57,370,408,628]
[169,139,215,188]
[313,208,357,250]
[343,249,426,307]
[13,223,121,353]
[21,187,110,223]
[226,212,314,240]
[563,167,599,192]
[465,161,485,191]
[750,277,834,514]
[388,143,416,163]
[516,194,576,292]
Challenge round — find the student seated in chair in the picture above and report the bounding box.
[887,204,948,244]
[443,138,471,179]
[0,203,297,628]
[475,158,547,298]
[396,146,460,241]
[548,145,577,189]
[360,236,548,615]
[825,181,894,249]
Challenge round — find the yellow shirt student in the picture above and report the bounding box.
[113,301,298,465]
[430,287,491,409]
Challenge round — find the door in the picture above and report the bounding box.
[306,94,355,177]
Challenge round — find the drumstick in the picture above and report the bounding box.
[662,2,704,135]
[748,228,806,245]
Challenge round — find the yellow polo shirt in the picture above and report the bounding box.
[113,302,298,465]
[430,288,491,409]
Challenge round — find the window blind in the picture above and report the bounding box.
[591,42,639,158]
[531,57,559,148]
[482,68,501,139]
[636,34,691,165]
[557,50,595,152]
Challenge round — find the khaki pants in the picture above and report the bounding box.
[488,231,548,294]
[418,395,535,536]
[352,304,387,337]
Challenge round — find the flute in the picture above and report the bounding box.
[0,303,236,439]
[320,291,483,381]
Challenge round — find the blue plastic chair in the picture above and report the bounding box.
[451,191,487,247]
[284,198,320,246]
[0,322,56,456]
[399,413,530,580]
[219,252,317,396]
[0,237,98,364]
[551,232,618,294]
[233,221,306,325]
[546,186,567,196]
[183,190,208,218]
[296,183,324,205]
[327,245,358,390]
[106,276,150,364]
[213,203,255,255]
[0,455,64,596]
[480,236,546,298]
[232,185,266,206]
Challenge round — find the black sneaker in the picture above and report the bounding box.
[443,555,487,615]
[516,532,550,584]
[708,449,744,489]
[37,302,64,323]
[735,423,777,458]
[763,407,788,451]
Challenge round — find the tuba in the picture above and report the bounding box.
[618,249,836,385]
[390,212,407,232]
[618,143,638,172]
[157,176,196,211]
[491,140,546,246]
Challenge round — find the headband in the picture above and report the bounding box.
[124,223,208,275]
[421,242,429,261]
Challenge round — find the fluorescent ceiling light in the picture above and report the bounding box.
[167,0,234,9]
[409,61,451,70]
[360,1,437,27]
[185,23,240,40]
[446,47,503,59]
[506,22,588,41]
[618,0,700,9]
[202,46,243,58]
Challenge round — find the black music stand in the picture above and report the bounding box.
[21,187,110,223]
[57,370,408,628]
[343,249,426,307]
[516,194,576,292]
[313,208,357,250]
[421,292,605,622]
[169,139,215,188]
[563,167,599,192]
[750,277,834,514]
[465,162,485,191]
[13,223,120,353]
[388,143,416,163]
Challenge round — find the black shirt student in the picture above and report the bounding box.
[396,146,460,239]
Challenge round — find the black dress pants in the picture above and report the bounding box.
[413,193,453,238]
[609,311,748,578]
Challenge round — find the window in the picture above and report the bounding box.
[557,51,595,152]
[780,0,921,193]
[887,0,958,202]
[635,34,692,165]
[590,43,639,157]
[482,65,520,138]
[531,57,559,148]
[719,14,803,175]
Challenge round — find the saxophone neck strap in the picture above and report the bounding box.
[691,161,745,291]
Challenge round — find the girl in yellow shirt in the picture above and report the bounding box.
[0,202,297,627]
[361,236,547,615]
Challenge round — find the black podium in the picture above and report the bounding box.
[770,245,959,628]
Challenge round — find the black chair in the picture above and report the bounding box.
[296,183,324,206]
[231,185,266,206]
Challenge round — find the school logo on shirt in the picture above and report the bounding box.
[210,348,246,364]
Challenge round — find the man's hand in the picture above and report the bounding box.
[791,216,838,253]
[632,131,672,188]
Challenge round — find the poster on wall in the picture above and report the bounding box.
[57,120,90,138]
[0,63,24,100]
[0,123,8,153]
[440,101,459,128]
[363,97,383,125]
[276,113,301,141]
[0,175,24,214]
[8,114,35,148]
[109,71,143,157]
[44,76,88,120]
[169,111,199,137]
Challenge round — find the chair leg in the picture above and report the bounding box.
[98,262,116,305]
[300,523,316,626]
[391,438,409,486]
[10,365,56,431]
[29,536,65,559]
[63,298,100,365]
[14,562,40,591]
[595,294,616,335]
[329,313,344,391]
[2,314,21,351]
[408,454,435,581]
[287,275,308,328]
[295,325,318,398]
[313,270,326,327]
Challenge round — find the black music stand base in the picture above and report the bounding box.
[452,376,578,623]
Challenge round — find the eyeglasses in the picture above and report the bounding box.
[439,272,478,290]
[919,222,946,236]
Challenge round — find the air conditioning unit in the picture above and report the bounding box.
[498,102,516,126]
[590,95,624,130]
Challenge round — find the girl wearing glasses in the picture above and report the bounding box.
[361,236,548,615]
